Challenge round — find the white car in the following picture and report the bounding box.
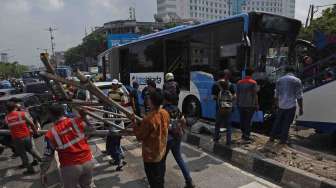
[75,82,130,105]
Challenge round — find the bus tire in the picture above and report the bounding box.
[182,96,201,120]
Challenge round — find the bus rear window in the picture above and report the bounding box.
[256,14,301,36]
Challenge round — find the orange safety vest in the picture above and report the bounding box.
[45,117,92,167]
[5,111,31,139]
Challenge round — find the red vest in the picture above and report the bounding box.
[5,111,31,139]
[45,117,92,167]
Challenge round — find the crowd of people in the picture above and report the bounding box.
[0,66,304,188]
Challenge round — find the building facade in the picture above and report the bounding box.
[157,0,295,22]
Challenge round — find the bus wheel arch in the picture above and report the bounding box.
[182,95,202,119]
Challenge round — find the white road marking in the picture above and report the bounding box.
[239,182,269,188]
[181,143,281,188]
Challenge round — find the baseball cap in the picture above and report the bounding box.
[112,79,119,85]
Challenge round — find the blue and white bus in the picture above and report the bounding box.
[107,12,302,121]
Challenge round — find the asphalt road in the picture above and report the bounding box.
[0,135,280,188]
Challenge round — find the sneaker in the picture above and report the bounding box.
[185,180,195,188]
[23,169,36,175]
[31,160,39,166]
[213,136,221,143]
[116,161,127,171]
[17,164,26,169]
[11,153,19,158]
[109,160,119,166]
[0,147,4,155]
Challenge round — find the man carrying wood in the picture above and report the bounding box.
[105,79,127,171]
[5,101,42,174]
[40,104,96,188]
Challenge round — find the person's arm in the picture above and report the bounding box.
[77,110,96,137]
[130,91,137,113]
[176,83,180,95]
[274,80,279,109]
[236,84,240,107]
[40,137,55,186]
[297,80,304,115]
[24,113,38,135]
[254,83,259,110]
[212,84,218,100]
[132,116,151,142]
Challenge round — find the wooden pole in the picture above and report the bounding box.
[82,106,127,117]
[0,129,110,137]
[74,69,142,121]
[39,53,126,131]
[40,53,70,100]
[39,72,83,89]
[78,107,125,130]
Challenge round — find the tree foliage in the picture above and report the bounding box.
[0,61,29,78]
[299,5,336,41]
[64,32,107,66]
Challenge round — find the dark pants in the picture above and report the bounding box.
[214,111,232,144]
[0,135,16,154]
[165,137,192,183]
[270,107,296,143]
[239,107,255,139]
[13,137,41,171]
[144,159,166,188]
[106,135,123,164]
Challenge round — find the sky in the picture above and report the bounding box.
[0,0,335,66]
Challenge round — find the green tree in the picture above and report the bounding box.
[299,5,336,41]
[64,33,107,66]
[0,61,28,78]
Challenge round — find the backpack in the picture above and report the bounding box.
[218,89,233,116]
[164,105,185,139]
[163,81,178,96]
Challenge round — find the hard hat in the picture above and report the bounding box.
[112,79,119,85]
[165,73,174,81]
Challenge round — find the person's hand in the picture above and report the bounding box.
[41,173,48,187]
[299,108,303,116]
[33,132,39,139]
[130,113,136,126]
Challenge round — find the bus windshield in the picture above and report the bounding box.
[252,32,291,81]
[250,13,301,81]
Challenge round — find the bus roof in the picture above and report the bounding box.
[116,13,250,48]
[98,12,300,57]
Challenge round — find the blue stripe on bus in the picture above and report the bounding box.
[191,72,216,119]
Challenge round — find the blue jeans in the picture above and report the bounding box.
[165,137,192,183]
[107,135,123,164]
[270,107,296,143]
[214,111,232,144]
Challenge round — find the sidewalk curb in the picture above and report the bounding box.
[183,132,336,188]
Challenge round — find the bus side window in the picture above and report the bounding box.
[165,35,190,90]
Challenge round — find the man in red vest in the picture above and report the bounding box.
[40,105,95,188]
[5,101,42,174]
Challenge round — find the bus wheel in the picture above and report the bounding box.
[182,96,201,120]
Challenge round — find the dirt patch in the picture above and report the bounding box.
[218,132,336,181]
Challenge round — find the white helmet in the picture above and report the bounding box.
[165,73,174,81]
